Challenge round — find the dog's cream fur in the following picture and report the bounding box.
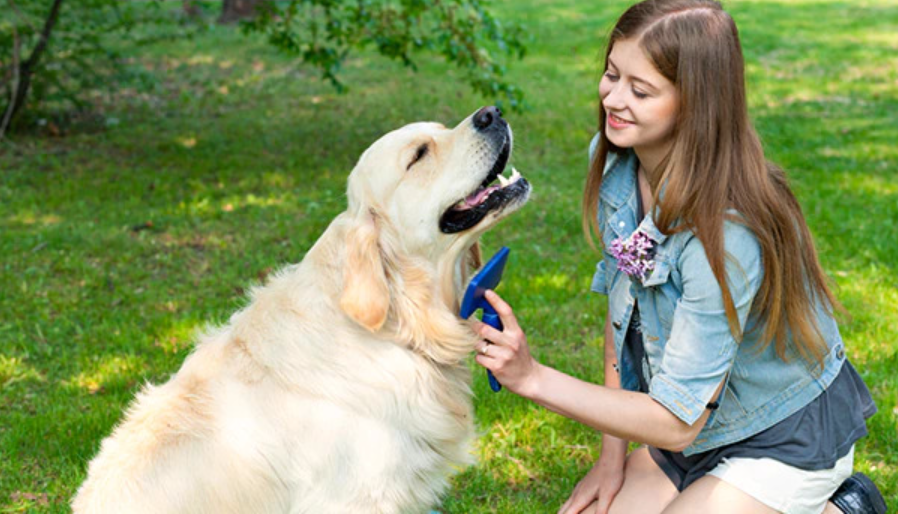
[72,110,528,514]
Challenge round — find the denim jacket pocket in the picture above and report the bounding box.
[640,258,676,331]
[642,256,671,287]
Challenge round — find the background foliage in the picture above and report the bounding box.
[0,0,524,137]
[1,0,896,512]
[243,0,526,109]
[0,0,196,135]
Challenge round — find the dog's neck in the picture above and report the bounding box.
[312,212,479,366]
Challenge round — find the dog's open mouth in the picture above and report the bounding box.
[439,139,530,234]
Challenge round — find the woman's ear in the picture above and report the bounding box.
[339,210,390,332]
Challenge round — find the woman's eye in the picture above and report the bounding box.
[408,144,429,170]
[633,88,648,99]
[604,71,619,82]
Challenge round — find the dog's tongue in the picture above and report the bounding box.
[464,185,500,208]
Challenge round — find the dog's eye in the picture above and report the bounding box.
[407,144,429,170]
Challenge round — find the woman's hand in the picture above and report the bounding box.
[558,453,625,514]
[472,290,541,397]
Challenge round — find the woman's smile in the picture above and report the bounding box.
[607,112,634,129]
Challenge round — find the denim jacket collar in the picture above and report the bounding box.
[600,149,670,245]
[599,149,636,209]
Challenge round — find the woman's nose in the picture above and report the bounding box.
[602,84,626,111]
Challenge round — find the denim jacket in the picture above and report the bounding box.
[588,135,846,455]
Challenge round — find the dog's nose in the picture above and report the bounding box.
[473,106,503,131]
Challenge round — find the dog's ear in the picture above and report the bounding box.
[340,210,390,332]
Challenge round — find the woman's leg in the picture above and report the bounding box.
[664,447,857,514]
[607,447,679,514]
[661,475,780,514]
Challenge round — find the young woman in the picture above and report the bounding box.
[472,1,887,513]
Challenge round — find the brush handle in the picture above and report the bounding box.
[482,310,503,392]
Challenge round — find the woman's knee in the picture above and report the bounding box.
[662,476,779,514]
[624,447,662,475]
[608,448,678,514]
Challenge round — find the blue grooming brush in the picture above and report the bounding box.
[460,246,511,392]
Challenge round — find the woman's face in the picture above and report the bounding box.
[599,38,679,164]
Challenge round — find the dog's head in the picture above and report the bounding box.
[346,106,529,254]
[338,107,530,358]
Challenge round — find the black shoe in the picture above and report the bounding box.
[830,472,888,514]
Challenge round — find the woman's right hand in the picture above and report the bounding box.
[558,453,625,514]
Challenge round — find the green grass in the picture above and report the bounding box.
[2,0,897,511]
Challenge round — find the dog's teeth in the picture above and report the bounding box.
[510,167,521,182]
[497,173,509,187]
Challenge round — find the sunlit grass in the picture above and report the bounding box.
[1,0,896,511]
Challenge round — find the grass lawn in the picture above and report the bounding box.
[1,0,896,511]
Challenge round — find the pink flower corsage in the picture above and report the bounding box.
[609,230,657,281]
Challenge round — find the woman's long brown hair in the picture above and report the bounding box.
[583,0,839,364]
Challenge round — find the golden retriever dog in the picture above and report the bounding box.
[72,106,530,514]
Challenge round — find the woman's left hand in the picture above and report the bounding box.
[473,290,541,398]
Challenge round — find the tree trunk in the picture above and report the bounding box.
[219,0,268,24]
[1,0,65,137]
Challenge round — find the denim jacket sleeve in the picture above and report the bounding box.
[648,220,763,426]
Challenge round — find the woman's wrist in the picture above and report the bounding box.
[598,434,628,467]
[515,359,546,401]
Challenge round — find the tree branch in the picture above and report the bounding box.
[0,13,22,140]
[23,0,66,71]
[5,0,66,128]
